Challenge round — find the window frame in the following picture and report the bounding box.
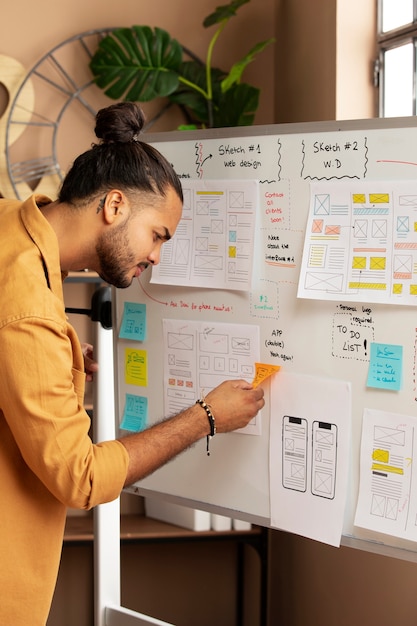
[377,0,417,116]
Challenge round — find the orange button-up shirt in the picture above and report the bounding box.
[0,195,129,625]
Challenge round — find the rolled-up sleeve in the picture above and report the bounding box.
[0,314,129,509]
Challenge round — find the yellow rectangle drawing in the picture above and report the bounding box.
[352,256,366,270]
[393,283,403,294]
[410,284,417,295]
[372,463,403,475]
[369,193,390,203]
[414,221,417,232]
[370,257,386,270]
[372,449,389,463]
[229,246,237,258]
[196,191,224,195]
[353,193,366,204]
[349,282,387,290]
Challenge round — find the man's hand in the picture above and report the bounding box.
[81,343,99,382]
[204,379,265,433]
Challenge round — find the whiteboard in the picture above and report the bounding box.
[113,117,417,559]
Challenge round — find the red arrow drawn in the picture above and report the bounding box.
[377,159,417,166]
[137,277,168,305]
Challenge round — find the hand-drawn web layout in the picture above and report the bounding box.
[355,408,417,542]
[162,318,261,435]
[298,181,417,305]
[151,179,258,291]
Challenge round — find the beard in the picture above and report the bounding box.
[95,220,137,289]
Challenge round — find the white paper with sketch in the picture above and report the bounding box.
[354,408,417,542]
[151,179,258,291]
[297,180,417,306]
[269,371,351,546]
[162,318,261,435]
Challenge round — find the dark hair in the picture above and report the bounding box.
[58,102,183,205]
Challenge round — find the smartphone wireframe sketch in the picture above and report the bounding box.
[311,420,337,499]
[282,415,308,492]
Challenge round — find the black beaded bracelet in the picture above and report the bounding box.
[196,398,216,455]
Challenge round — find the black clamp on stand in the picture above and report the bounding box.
[65,285,112,330]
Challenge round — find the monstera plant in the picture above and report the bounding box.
[89,0,274,129]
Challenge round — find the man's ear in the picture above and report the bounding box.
[102,190,128,224]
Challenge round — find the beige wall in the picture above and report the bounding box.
[336,0,377,119]
[275,0,337,122]
[274,0,376,122]
[0,0,276,129]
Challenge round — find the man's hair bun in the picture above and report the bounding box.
[94,102,146,144]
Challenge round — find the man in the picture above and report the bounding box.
[0,102,264,624]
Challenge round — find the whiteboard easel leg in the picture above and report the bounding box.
[106,606,175,626]
[91,287,175,626]
[92,315,121,626]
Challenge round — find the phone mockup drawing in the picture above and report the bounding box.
[311,420,337,499]
[282,415,308,492]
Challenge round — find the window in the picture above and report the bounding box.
[377,0,417,116]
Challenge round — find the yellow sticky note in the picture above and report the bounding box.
[252,362,281,388]
[125,348,147,386]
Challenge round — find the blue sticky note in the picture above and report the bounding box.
[119,302,146,341]
[120,394,148,432]
[367,342,403,391]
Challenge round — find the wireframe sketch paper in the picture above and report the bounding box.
[269,371,351,546]
[298,180,417,306]
[151,179,258,291]
[162,318,261,435]
[354,408,417,542]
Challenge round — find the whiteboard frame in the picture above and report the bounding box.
[113,116,417,565]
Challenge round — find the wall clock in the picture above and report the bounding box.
[2,28,193,200]
[2,29,117,200]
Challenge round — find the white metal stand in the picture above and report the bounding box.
[91,287,173,626]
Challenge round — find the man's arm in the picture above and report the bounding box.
[119,379,264,486]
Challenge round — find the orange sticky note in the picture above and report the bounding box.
[252,362,281,388]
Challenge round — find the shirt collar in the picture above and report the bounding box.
[20,194,65,298]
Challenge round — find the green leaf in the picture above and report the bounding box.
[203,0,250,28]
[89,8,269,128]
[213,83,259,127]
[90,26,183,101]
[178,60,210,90]
[221,38,275,92]
[169,62,226,125]
[168,64,259,128]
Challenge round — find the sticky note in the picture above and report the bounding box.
[252,362,281,388]
[119,302,146,341]
[125,348,148,386]
[367,342,403,391]
[120,394,148,432]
